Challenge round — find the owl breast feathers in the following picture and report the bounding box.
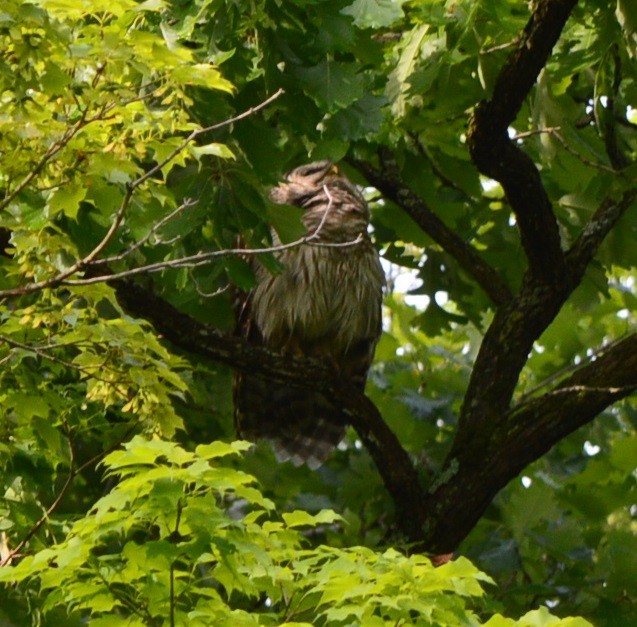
[234,161,385,468]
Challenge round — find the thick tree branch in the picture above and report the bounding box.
[506,334,637,456]
[455,0,581,443]
[454,278,569,451]
[467,0,578,284]
[113,273,635,555]
[349,157,513,307]
[421,333,637,553]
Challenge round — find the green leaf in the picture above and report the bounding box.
[47,182,87,219]
[5,392,51,420]
[295,59,365,111]
[341,0,406,29]
[268,203,305,244]
[282,509,342,528]
[171,64,234,92]
[189,142,235,160]
[386,24,429,116]
[196,440,253,460]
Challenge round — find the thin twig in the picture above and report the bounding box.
[511,126,620,174]
[190,275,230,299]
[511,126,562,140]
[0,437,76,567]
[130,88,285,193]
[60,233,364,287]
[551,130,619,174]
[92,198,199,266]
[408,132,476,206]
[0,333,91,372]
[0,87,162,212]
[0,90,286,300]
[481,37,520,55]
[0,334,131,400]
[517,334,635,403]
[306,184,335,241]
[0,426,137,567]
[0,106,92,211]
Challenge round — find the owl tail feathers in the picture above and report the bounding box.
[269,423,347,470]
[234,374,350,468]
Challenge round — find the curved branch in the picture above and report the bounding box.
[349,156,513,307]
[507,333,637,451]
[467,0,578,284]
[456,184,635,450]
[456,0,582,443]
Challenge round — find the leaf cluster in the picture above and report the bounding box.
[0,438,591,627]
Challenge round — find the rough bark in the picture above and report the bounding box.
[112,279,426,540]
[112,276,636,551]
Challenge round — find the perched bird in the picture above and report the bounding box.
[234,161,384,468]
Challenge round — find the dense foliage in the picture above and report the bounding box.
[0,0,635,625]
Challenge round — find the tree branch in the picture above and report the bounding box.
[455,0,581,443]
[507,334,637,451]
[467,0,578,284]
[349,156,513,307]
[0,89,285,300]
[0,425,136,567]
[420,333,637,553]
[566,189,637,280]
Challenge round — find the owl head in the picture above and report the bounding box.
[269,161,368,220]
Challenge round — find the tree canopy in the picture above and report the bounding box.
[0,0,635,625]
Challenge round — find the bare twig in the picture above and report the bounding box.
[408,132,476,206]
[551,130,620,174]
[0,334,131,400]
[130,88,285,193]
[92,198,199,266]
[517,334,635,403]
[0,87,162,213]
[0,107,93,211]
[306,184,335,241]
[511,126,562,140]
[481,38,520,55]
[0,333,90,372]
[0,436,76,567]
[512,125,623,174]
[60,232,364,287]
[57,185,357,289]
[191,275,231,299]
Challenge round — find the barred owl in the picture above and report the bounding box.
[234,161,384,468]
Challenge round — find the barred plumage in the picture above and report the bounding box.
[234,161,384,468]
